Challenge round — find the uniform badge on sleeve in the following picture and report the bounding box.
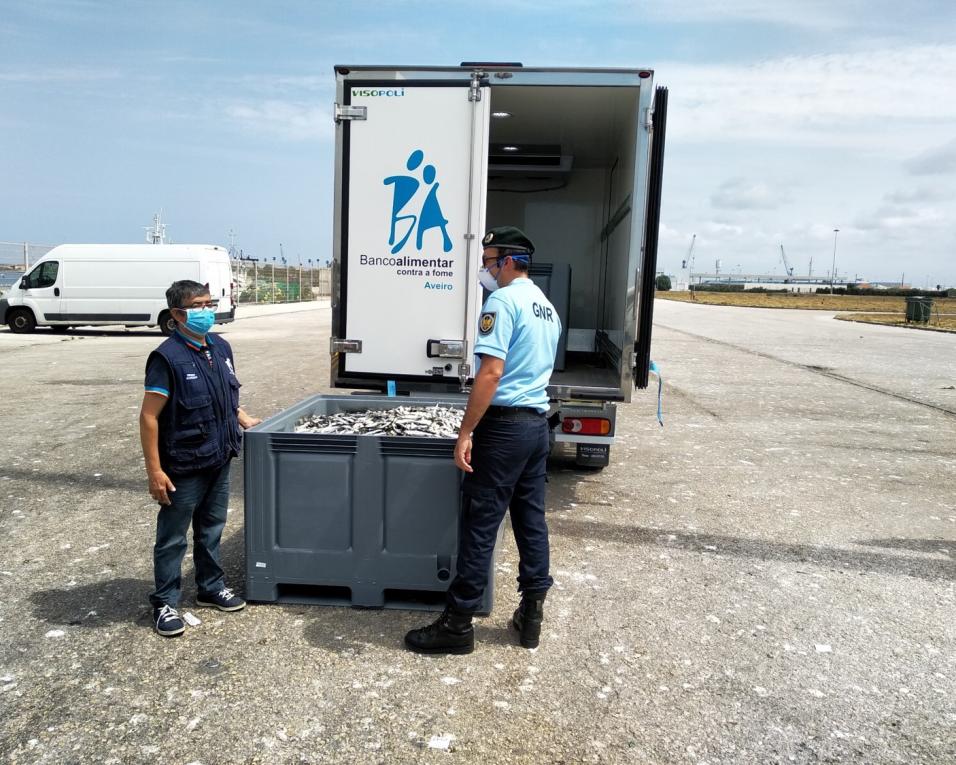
[479,311,497,335]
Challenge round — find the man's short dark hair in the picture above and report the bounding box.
[166,280,210,309]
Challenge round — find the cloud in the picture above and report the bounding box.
[472,0,945,31]
[664,45,956,149]
[640,0,887,29]
[711,178,788,210]
[0,67,120,83]
[904,138,956,175]
[884,185,951,204]
[222,100,332,142]
[703,221,745,236]
[853,203,945,232]
[221,74,334,94]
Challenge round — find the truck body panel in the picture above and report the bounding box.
[330,65,667,462]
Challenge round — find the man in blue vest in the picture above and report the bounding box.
[139,280,260,637]
[405,226,561,655]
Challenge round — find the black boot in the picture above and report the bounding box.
[404,608,474,655]
[511,593,546,648]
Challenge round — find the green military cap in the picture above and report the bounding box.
[481,225,535,256]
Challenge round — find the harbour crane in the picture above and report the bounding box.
[779,244,794,279]
[682,233,696,278]
[682,234,696,297]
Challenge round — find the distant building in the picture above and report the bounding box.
[672,272,858,293]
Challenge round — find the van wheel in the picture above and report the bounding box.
[8,308,36,334]
[158,311,176,336]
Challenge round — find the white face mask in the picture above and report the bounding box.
[478,267,499,292]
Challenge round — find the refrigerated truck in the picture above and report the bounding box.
[329,64,667,467]
[0,244,237,335]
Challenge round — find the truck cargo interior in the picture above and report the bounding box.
[485,84,641,397]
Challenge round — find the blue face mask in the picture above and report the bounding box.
[183,307,215,335]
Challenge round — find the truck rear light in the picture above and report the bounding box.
[562,417,611,436]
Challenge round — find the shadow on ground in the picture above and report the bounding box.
[29,524,248,629]
[31,577,154,627]
[0,466,143,493]
[858,537,954,556]
[550,515,956,582]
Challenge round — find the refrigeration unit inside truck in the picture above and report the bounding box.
[331,64,667,467]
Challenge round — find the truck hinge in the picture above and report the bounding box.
[334,104,367,123]
[469,71,486,102]
[458,362,472,392]
[330,338,362,354]
[644,107,653,131]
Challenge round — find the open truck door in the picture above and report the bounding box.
[633,86,668,389]
[331,71,491,391]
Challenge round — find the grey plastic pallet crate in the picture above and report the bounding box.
[244,393,497,614]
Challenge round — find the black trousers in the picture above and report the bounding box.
[447,409,554,613]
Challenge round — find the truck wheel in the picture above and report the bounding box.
[8,308,36,334]
[158,311,176,336]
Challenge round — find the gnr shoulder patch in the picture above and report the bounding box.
[479,311,497,335]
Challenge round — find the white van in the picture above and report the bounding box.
[0,244,237,334]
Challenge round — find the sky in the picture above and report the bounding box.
[1,0,954,286]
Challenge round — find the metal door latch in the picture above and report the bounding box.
[330,338,362,354]
[426,339,465,359]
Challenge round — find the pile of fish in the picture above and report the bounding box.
[295,405,464,438]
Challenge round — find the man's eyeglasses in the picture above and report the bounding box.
[180,300,219,310]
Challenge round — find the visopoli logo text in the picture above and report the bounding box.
[352,88,406,97]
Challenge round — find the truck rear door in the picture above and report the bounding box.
[633,86,668,389]
[333,73,490,389]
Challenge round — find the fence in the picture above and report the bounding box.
[0,242,57,291]
[233,262,331,304]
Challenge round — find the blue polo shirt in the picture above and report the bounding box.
[474,278,561,413]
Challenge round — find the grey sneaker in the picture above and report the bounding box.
[196,587,246,612]
[153,604,185,637]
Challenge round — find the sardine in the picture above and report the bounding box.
[295,405,463,438]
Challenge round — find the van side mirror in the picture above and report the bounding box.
[19,280,27,289]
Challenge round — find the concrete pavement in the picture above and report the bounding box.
[0,300,953,764]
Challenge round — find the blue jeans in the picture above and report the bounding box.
[149,462,231,608]
[447,411,553,613]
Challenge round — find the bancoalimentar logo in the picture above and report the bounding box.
[355,148,457,292]
[384,149,452,255]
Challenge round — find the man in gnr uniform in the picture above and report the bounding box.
[405,226,561,655]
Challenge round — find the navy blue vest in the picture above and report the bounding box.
[147,332,242,475]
